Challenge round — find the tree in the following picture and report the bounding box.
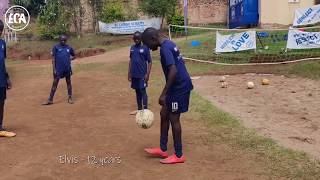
[98,1,126,23]
[37,0,69,39]
[87,0,104,33]
[61,0,86,38]
[139,0,178,28]
[12,0,46,16]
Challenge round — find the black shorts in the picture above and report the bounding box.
[166,91,191,114]
[56,70,72,79]
[131,78,147,90]
[0,87,6,101]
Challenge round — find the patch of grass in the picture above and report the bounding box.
[189,92,320,179]
[173,28,320,63]
[183,60,320,80]
[285,61,320,80]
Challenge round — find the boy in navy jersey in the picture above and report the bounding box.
[142,28,193,164]
[0,20,16,137]
[128,31,152,114]
[43,35,75,105]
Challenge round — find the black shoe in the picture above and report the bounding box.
[42,100,53,106]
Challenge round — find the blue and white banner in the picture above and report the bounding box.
[215,31,256,53]
[286,29,320,49]
[99,18,162,34]
[293,5,320,27]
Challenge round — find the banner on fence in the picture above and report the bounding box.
[215,31,256,53]
[286,29,320,49]
[99,18,162,34]
[293,5,320,27]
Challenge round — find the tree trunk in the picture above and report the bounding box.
[160,16,164,29]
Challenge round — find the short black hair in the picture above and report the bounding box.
[0,20,4,32]
[59,34,68,40]
[142,28,159,42]
[133,31,142,38]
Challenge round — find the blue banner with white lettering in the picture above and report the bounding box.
[99,18,162,34]
[287,29,320,49]
[216,31,256,53]
[293,5,320,27]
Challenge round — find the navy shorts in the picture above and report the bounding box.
[131,78,147,89]
[166,91,191,114]
[0,87,6,101]
[56,70,72,79]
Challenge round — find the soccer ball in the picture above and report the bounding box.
[221,82,228,88]
[247,81,255,89]
[220,76,226,82]
[135,109,154,129]
[261,79,270,85]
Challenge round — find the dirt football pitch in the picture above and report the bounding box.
[0,47,319,179]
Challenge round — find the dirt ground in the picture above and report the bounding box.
[0,47,266,180]
[194,74,320,159]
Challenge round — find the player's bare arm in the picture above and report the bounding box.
[128,60,132,82]
[159,64,177,106]
[145,61,152,83]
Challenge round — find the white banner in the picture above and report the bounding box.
[215,31,256,53]
[286,29,320,49]
[293,5,320,27]
[99,18,162,34]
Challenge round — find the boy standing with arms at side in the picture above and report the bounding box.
[0,20,16,137]
[43,35,75,105]
[142,28,193,164]
[128,31,152,115]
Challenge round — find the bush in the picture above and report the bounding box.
[167,14,185,32]
[98,2,126,23]
[139,0,178,28]
[36,1,69,39]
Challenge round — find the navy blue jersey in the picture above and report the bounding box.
[160,40,193,95]
[130,44,151,78]
[52,44,75,74]
[0,40,7,88]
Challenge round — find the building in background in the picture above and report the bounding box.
[184,0,228,25]
[260,0,317,27]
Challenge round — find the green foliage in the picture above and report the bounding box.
[98,2,126,23]
[167,13,184,32]
[36,1,69,39]
[12,0,46,16]
[139,0,178,28]
[139,0,177,17]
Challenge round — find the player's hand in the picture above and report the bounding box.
[6,79,12,90]
[53,70,57,78]
[159,93,166,106]
[144,74,149,84]
[128,75,131,82]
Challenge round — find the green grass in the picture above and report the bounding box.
[183,60,320,80]
[285,61,320,80]
[172,27,320,64]
[189,93,320,179]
